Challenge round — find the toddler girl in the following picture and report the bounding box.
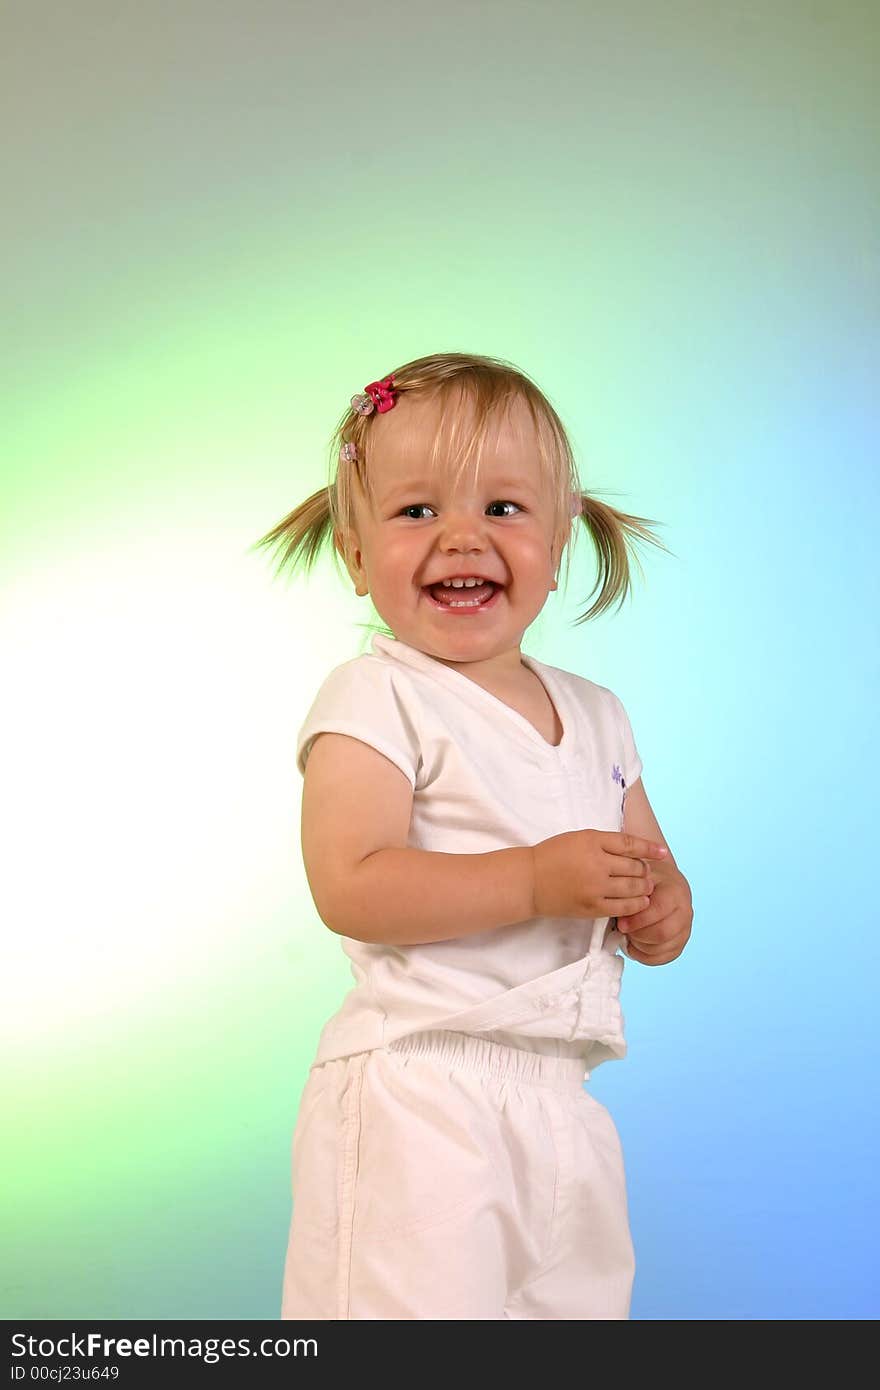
[257,352,693,1320]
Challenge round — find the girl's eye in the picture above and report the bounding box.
[398,501,522,520]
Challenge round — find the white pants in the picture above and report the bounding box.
[281,1029,635,1319]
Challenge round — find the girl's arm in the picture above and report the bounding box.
[620,776,693,966]
[342,845,537,944]
[622,777,689,882]
[301,731,535,945]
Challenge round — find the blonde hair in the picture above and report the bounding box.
[253,351,672,626]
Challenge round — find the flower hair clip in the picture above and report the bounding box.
[350,374,398,416]
[342,374,398,462]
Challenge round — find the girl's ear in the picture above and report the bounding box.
[335,526,369,596]
[548,515,573,590]
[551,524,567,571]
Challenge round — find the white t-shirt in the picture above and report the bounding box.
[297,632,644,1072]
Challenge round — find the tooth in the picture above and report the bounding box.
[442,578,484,587]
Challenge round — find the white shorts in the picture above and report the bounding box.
[281,1028,635,1320]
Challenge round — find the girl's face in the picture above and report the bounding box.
[338,392,566,671]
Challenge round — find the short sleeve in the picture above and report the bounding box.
[608,690,644,789]
[296,657,422,790]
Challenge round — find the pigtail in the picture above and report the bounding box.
[568,493,673,626]
[251,485,337,580]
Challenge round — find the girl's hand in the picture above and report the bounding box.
[531,829,669,920]
[617,872,693,965]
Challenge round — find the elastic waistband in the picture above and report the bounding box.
[385,1029,588,1093]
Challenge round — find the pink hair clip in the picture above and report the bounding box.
[340,441,358,463]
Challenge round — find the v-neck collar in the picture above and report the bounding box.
[371,632,570,757]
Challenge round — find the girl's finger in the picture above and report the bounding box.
[620,900,680,936]
[625,937,684,966]
[617,905,656,934]
[629,922,691,955]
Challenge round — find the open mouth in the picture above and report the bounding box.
[422,580,501,612]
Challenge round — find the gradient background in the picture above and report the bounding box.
[2,0,878,1320]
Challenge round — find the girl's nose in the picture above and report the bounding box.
[437,510,491,545]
